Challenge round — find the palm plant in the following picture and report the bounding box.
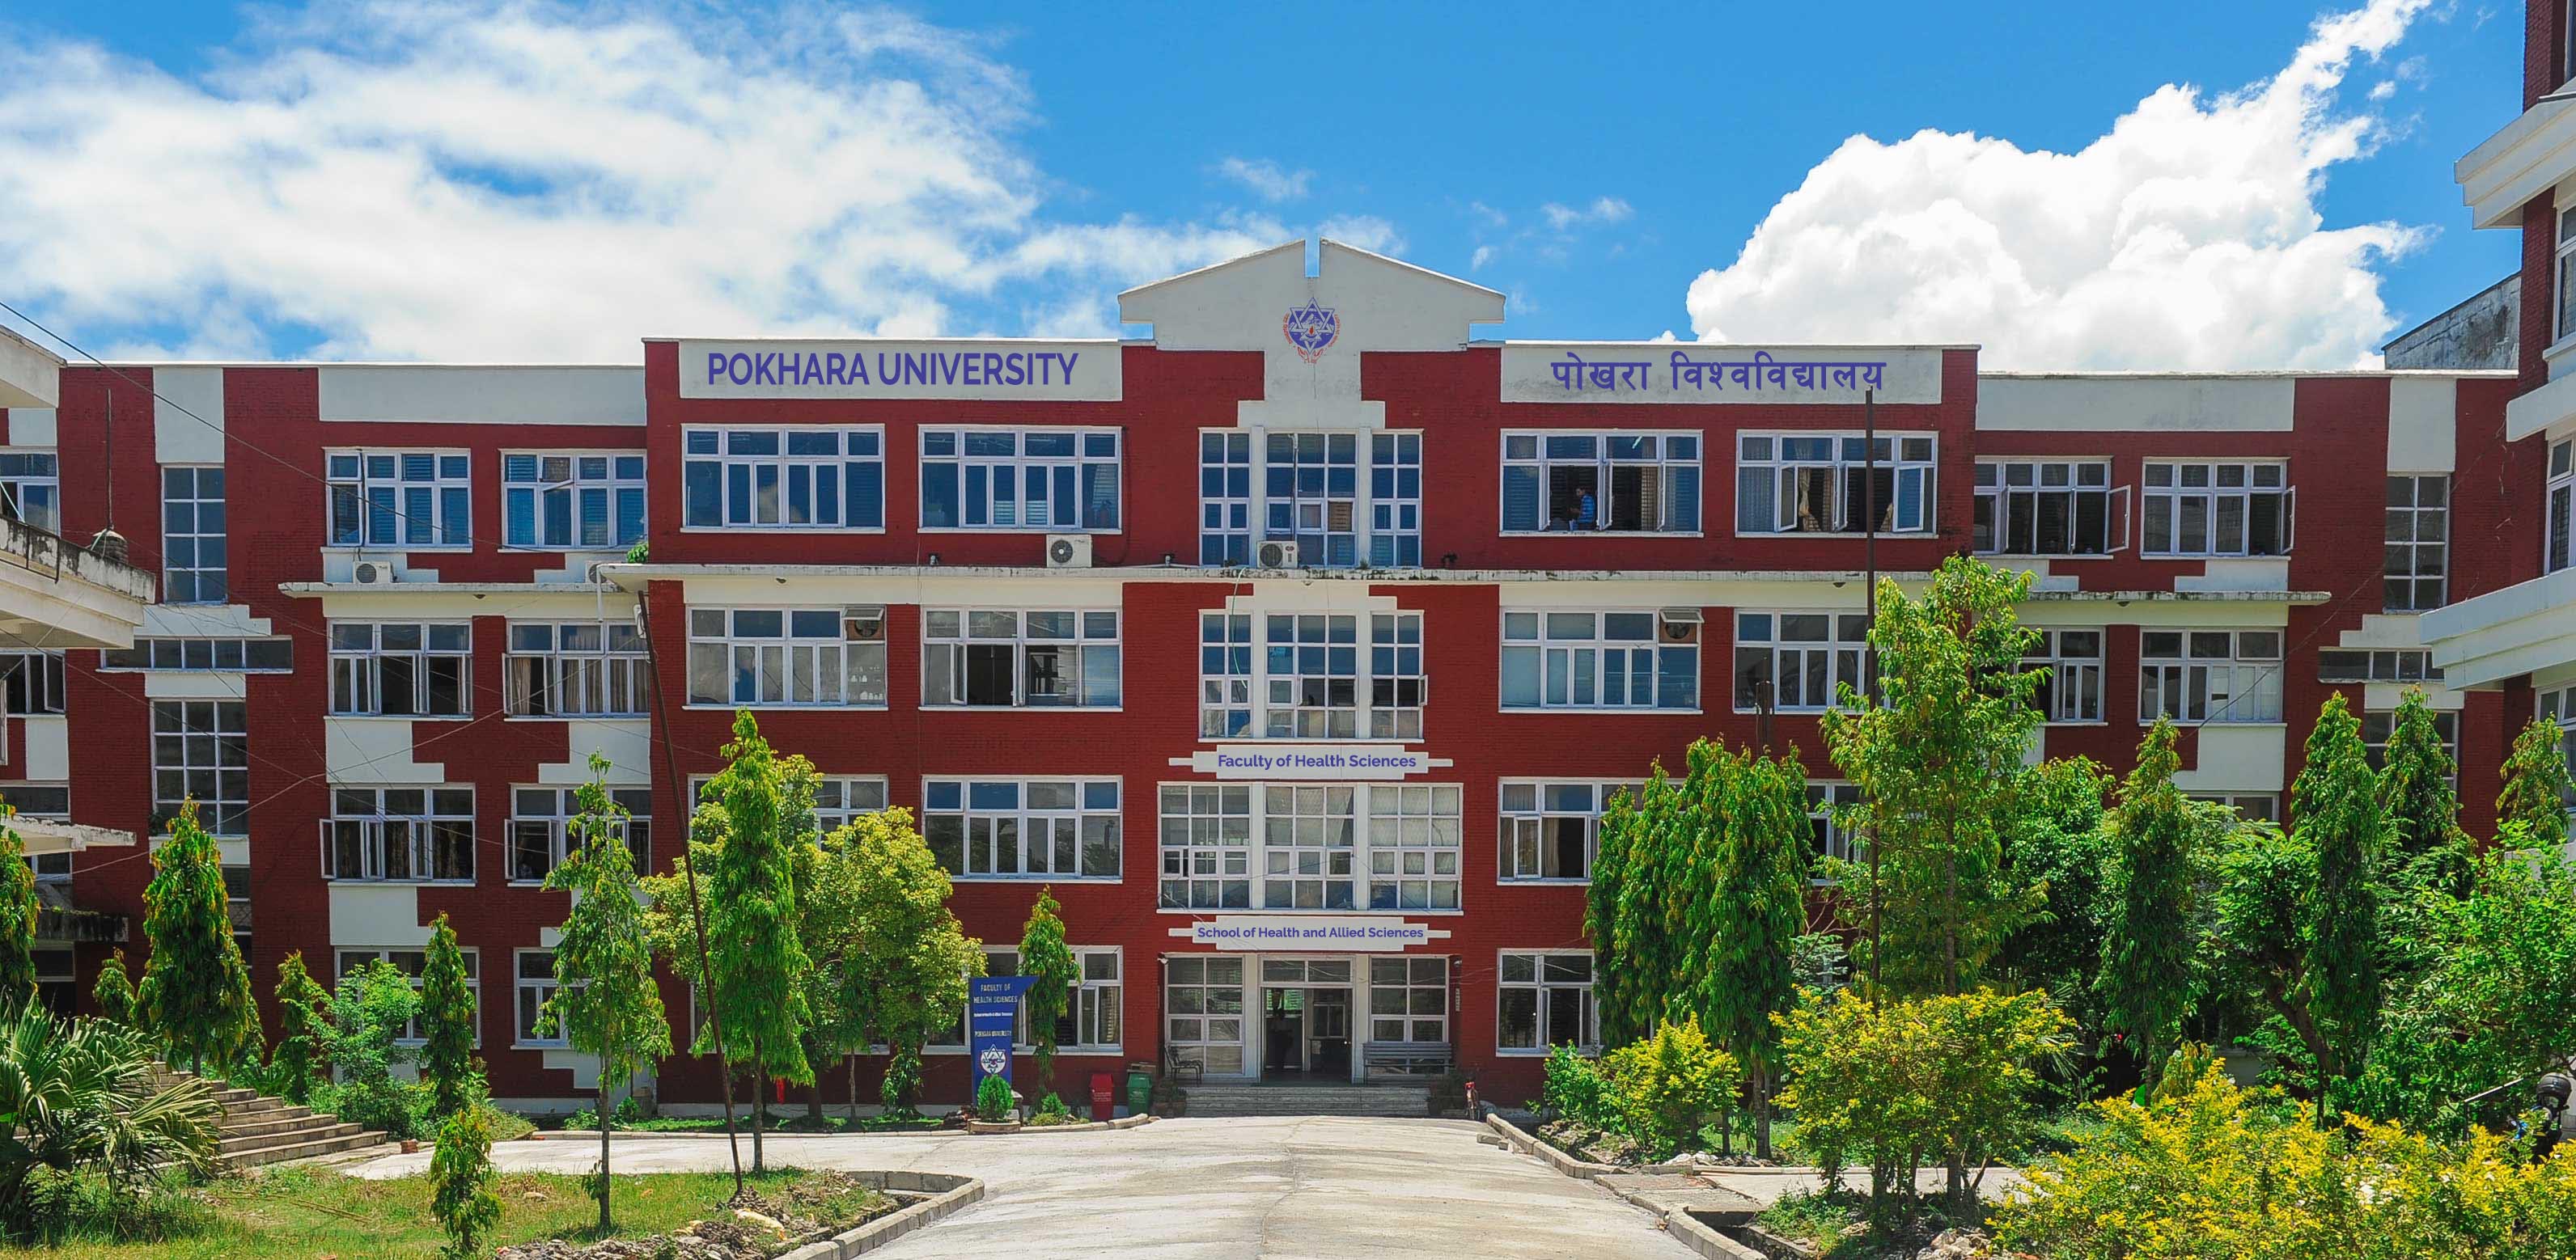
[0,1003,223,1233]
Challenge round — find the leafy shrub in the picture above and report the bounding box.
[1542,1043,1620,1130]
[1599,1017,1739,1161]
[314,959,433,1140]
[1777,988,2072,1221]
[1036,1092,1070,1118]
[1995,1063,2576,1259]
[0,1007,224,1238]
[427,1106,501,1260]
[973,1073,1015,1122]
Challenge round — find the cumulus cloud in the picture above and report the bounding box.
[0,2,1301,360]
[1215,157,1312,202]
[1684,0,2434,370]
[1540,197,1633,230]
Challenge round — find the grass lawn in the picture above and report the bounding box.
[546,1110,947,1135]
[18,1166,888,1259]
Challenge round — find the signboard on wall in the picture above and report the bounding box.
[1498,343,1945,405]
[1186,918,1432,952]
[677,339,1123,400]
[966,975,1041,1091]
[1192,745,1433,780]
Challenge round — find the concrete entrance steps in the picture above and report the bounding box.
[149,1064,391,1168]
[1182,1084,1433,1118]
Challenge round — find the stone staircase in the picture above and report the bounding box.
[149,1064,391,1168]
[1180,1084,1434,1118]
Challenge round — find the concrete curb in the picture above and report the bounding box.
[776,1171,984,1260]
[525,1114,1153,1141]
[1480,1113,1697,1180]
[1659,1209,1771,1260]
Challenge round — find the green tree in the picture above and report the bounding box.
[2294,693,2384,1090]
[662,712,814,1172]
[1585,780,1646,1045]
[270,951,330,1105]
[418,914,479,1122]
[1993,757,2115,1038]
[1821,556,2048,996]
[2493,716,2574,851]
[1016,886,1079,1102]
[2095,721,2200,1080]
[319,958,430,1139]
[428,1106,502,1260]
[134,804,260,1073]
[1691,747,1809,1157]
[2377,687,2467,893]
[91,949,137,1028]
[0,815,37,1008]
[2205,822,2341,1089]
[542,759,674,1233]
[824,808,981,1114]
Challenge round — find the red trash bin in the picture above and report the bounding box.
[1090,1072,1115,1121]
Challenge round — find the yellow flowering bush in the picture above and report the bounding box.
[1599,1017,1739,1160]
[1994,1063,2576,1259]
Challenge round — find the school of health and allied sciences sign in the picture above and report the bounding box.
[1187,917,1432,952]
[676,339,1123,401]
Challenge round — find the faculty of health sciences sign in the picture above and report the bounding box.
[1189,745,1434,780]
[1187,917,1433,952]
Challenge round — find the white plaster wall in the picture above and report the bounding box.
[142,673,248,700]
[2176,560,2292,593]
[2019,600,2290,630]
[5,410,56,445]
[323,718,447,782]
[536,721,650,785]
[142,604,273,637]
[2386,376,2458,473]
[328,884,429,947]
[2174,725,2288,793]
[19,717,66,780]
[151,367,227,464]
[318,366,644,426]
[1977,375,2296,431]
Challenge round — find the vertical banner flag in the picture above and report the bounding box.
[967,975,1041,1091]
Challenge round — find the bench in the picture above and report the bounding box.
[1362,1042,1452,1081]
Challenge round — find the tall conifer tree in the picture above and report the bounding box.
[2095,721,2199,1080]
[419,914,480,1121]
[2495,717,2574,850]
[135,804,260,1072]
[2295,694,2385,1084]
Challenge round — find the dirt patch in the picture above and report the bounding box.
[495,1172,899,1260]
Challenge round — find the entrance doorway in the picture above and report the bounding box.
[1257,958,1355,1081]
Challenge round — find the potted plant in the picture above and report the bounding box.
[964,1074,1021,1133]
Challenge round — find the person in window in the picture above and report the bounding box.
[1576,488,1597,531]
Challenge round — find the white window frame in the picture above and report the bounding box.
[320,786,477,884]
[1198,430,1256,565]
[1155,781,1464,912]
[2318,649,2440,685]
[2188,793,2280,823]
[2025,628,2105,725]
[514,949,562,1047]
[1972,459,2125,557]
[161,465,227,604]
[2548,439,2574,576]
[2558,204,2576,346]
[2383,474,2448,612]
[2539,684,2576,812]
[502,451,646,550]
[1369,432,1423,566]
[1366,955,1450,1047]
[935,946,1122,1054]
[325,450,471,550]
[1733,611,1870,713]
[1498,782,1639,883]
[507,785,651,884]
[680,425,885,532]
[1258,429,1360,566]
[3,790,71,881]
[919,426,1121,532]
[337,947,479,1046]
[684,607,887,708]
[1501,430,1703,535]
[1497,950,1599,1055]
[2139,629,2283,724]
[0,450,60,535]
[153,700,249,837]
[1162,954,1248,1076]
[1735,432,1937,536]
[101,637,291,672]
[920,777,1121,882]
[2360,708,2460,779]
[506,621,646,717]
[1808,781,1865,882]
[1198,609,1428,739]
[811,776,889,835]
[1502,609,1700,712]
[329,622,472,717]
[1,651,66,717]
[2140,460,2294,558]
[922,609,1121,709]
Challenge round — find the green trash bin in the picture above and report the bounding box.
[1125,1063,1155,1117]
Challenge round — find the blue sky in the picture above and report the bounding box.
[0,0,2527,369]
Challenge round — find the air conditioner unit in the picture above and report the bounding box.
[842,605,886,642]
[1255,540,1299,569]
[1658,607,1702,645]
[350,561,396,586]
[1044,534,1092,569]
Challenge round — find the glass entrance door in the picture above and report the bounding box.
[1257,958,1356,1080]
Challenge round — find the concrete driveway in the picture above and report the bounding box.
[346,1116,1699,1258]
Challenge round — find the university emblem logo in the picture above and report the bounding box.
[977,1047,1008,1076]
[1282,300,1338,364]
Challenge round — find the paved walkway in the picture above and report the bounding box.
[345,1116,1701,1258]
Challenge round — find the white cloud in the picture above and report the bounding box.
[1684,0,2434,370]
[1470,245,1495,271]
[1215,156,1312,202]
[1318,214,1406,256]
[0,2,1287,361]
[1539,197,1633,230]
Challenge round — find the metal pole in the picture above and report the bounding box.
[1755,679,1773,754]
[634,586,748,1193]
[1863,388,1881,995]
